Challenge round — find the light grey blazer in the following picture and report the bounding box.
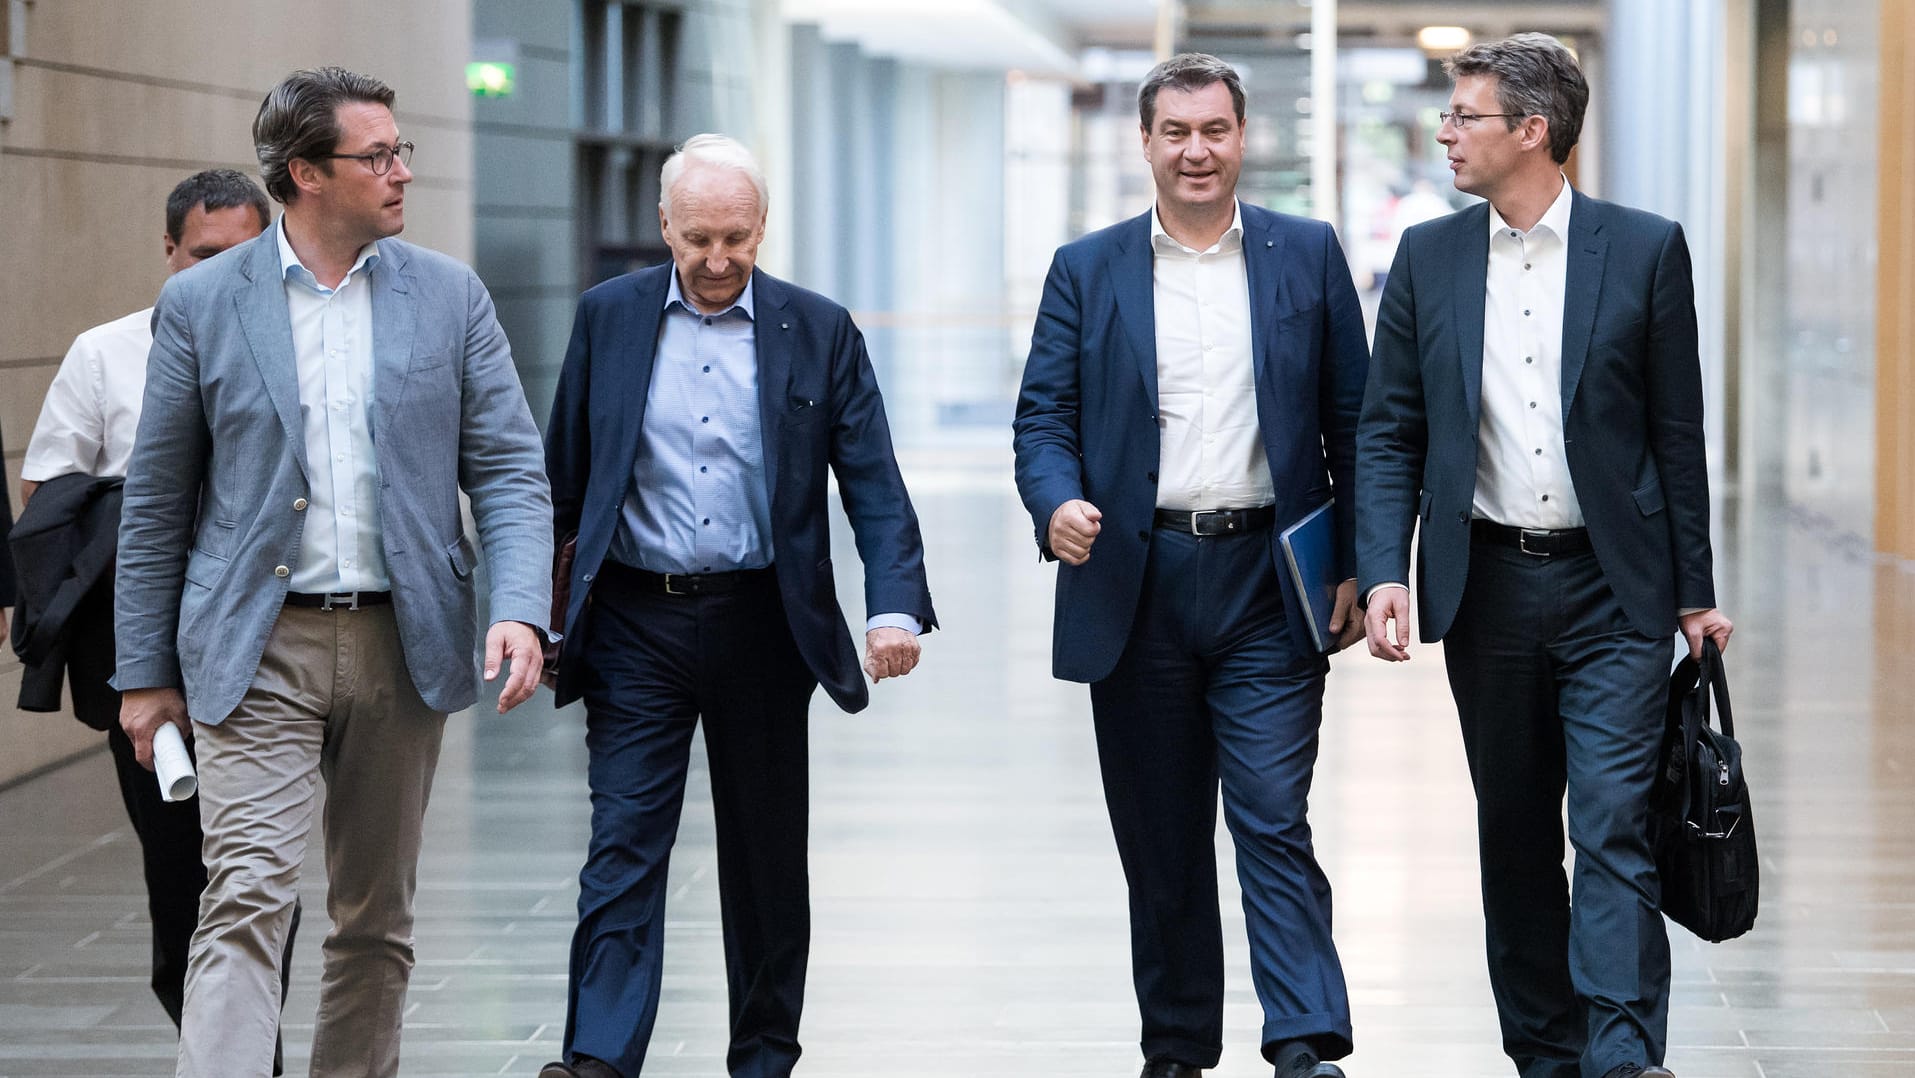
[114,229,553,724]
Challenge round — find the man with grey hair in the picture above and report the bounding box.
[1014,53,1365,1078]
[1357,33,1733,1078]
[541,133,935,1078]
[115,66,552,1076]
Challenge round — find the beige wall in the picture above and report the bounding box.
[0,1,475,785]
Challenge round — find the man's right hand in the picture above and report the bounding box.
[1364,587,1413,662]
[1047,500,1103,565]
[121,688,190,771]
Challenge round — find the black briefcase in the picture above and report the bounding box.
[1653,638,1758,942]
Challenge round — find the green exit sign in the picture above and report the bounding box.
[467,62,516,97]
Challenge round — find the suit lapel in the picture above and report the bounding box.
[610,267,670,489]
[1242,206,1288,391]
[1109,211,1158,405]
[232,231,309,480]
[1559,191,1608,419]
[1453,205,1491,424]
[753,272,793,504]
[369,240,417,437]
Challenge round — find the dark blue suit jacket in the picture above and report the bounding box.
[1355,189,1716,641]
[545,264,936,712]
[1013,204,1370,683]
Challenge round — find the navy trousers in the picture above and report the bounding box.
[564,563,817,1078]
[1087,527,1352,1068]
[1443,541,1672,1078]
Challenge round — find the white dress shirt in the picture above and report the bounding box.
[22,308,154,483]
[1475,177,1584,529]
[276,221,389,594]
[1150,201,1273,512]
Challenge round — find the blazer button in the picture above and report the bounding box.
[1456,511,1468,523]
[274,565,290,578]
[1146,471,1158,482]
[1137,529,1149,542]
[293,497,308,511]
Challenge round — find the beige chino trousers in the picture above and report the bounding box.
[176,604,446,1078]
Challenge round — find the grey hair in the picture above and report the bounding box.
[253,66,396,204]
[1137,52,1246,131]
[659,134,768,219]
[1444,33,1588,165]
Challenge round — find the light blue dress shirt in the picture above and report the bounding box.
[276,221,388,594]
[613,271,918,636]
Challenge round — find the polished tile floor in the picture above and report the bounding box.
[2,452,1913,1077]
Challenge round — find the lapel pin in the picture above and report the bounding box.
[1266,240,1274,248]
[781,322,790,330]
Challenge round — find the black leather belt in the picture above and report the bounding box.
[1152,506,1277,536]
[604,562,773,596]
[286,591,392,610]
[1471,520,1592,557]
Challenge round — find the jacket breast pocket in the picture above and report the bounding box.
[411,349,452,372]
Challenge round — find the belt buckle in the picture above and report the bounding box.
[320,591,360,611]
[662,574,689,596]
[1516,529,1551,557]
[1188,510,1216,534]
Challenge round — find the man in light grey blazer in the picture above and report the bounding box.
[114,67,552,1078]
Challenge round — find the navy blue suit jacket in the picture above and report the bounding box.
[1013,204,1370,683]
[1355,189,1716,641]
[545,264,936,712]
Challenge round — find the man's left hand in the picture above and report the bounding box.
[1327,579,1364,653]
[863,626,921,683]
[485,620,544,712]
[1678,607,1733,659]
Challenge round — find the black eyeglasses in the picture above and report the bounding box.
[312,140,414,175]
[1438,112,1525,129]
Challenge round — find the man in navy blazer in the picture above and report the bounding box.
[542,135,935,1078]
[1014,54,1366,1078]
[1356,35,1734,1078]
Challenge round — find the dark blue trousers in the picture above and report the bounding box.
[563,563,816,1078]
[1443,541,1672,1078]
[1088,527,1352,1068]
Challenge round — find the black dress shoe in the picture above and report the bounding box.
[1601,1066,1675,1078]
[1271,1040,1346,1078]
[1139,1061,1203,1078]
[538,1057,623,1078]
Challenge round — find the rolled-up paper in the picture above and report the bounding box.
[153,722,198,802]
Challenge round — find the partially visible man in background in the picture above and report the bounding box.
[15,169,299,1073]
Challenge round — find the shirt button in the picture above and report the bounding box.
[274,565,290,578]
[1534,448,1543,455]
[1523,309,1532,316]
[1530,402,1537,409]
[701,416,710,424]
[1525,263,1533,270]
[1525,357,1534,364]
[703,318,713,326]
[699,465,708,473]
[343,559,354,568]
[293,498,308,510]
[703,365,711,373]
[335,453,345,462]
[1541,494,1551,502]
[702,518,711,525]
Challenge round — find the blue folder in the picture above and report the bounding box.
[1278,498,1338,653]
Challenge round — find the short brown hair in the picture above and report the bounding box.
[253,67,396,204]
[1445,33,1588,165]
[1137,53,1246,131]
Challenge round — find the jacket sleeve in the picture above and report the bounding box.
[1316,222,1371,582]
[1644,222,1716,611]
[114,282,208,690]
[1355,232,1430,598]
[825,310,938,631]
[1011,249,1088,558]
[544,295,594,548]
[457,268,555,632]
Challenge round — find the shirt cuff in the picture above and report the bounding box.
[866,613,921,635]
[1364,582,1409,606]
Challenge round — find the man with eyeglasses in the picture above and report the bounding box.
[115,66,552,1077]
[1356,33,1733,1078]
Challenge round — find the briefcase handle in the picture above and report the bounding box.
[1692,637,1735,740]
